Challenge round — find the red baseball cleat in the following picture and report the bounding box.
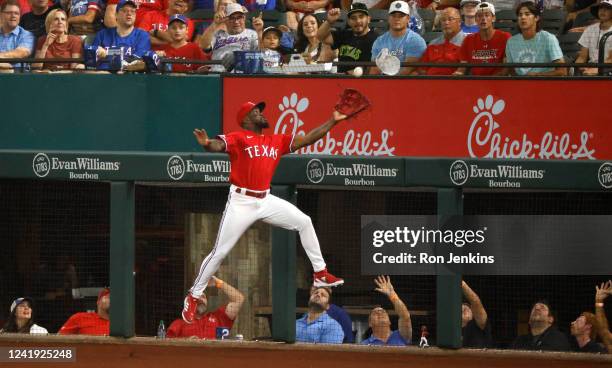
[313,269,344,287]
[182,293,199,324]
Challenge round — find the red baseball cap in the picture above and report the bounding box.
[236,101,265,127]
[97,287,110,303]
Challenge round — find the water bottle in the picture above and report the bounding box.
[408,0,424,35]
[157,320,166,339]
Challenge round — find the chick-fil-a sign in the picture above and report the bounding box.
[223,77,610,160]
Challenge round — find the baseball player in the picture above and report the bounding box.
[183,102,347,324]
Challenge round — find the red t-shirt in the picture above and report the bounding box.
[420,38,463,75]
[36,35,82,70]
[166,306,234,339]
[136,10,194,43]
[161,42,208,72]
[58,312,110,336]
[219,130,294,191]
[459,30,511,75]
[108,0,165,25]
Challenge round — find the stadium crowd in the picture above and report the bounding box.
[0,0,610,73]
[2,278,612,355]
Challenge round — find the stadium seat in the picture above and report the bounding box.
[557,32,583,62]
[417,8,436,32]
[542,8,566,35]
[423,31,442,43]
[246,10,287,28]
[572,11,597,28]
[367,8,388,32]
[314,11,347,31]
[494,22,519,35]
[495,9,517,23]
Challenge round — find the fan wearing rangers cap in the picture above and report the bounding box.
[182,103,348,324]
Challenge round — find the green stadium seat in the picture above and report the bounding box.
[245,10,287,28]
[572,11,597,28]
[423,31,442,44]
[417,8,435,32]
[557,32,583,62]
[542,8,566,36]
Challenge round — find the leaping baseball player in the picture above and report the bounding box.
[183,101,351,324]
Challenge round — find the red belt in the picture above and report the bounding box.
[235,188,267,199]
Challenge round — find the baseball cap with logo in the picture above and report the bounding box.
[116,0,137,12]
[236,101,266,126]
[10,297,33,313]
[389,0,410,15]
[460,0,481,6]
[591,0,612,18]
[476,2,495,15]
[225,3,247,16]
[348,2,369,16]
[168,14,188,26]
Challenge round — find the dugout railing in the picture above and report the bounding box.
[1,150,610,347]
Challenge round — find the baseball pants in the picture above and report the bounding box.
[190,185,326,297]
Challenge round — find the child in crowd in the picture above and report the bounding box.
[157,14,210,72]
[260,26,282,67]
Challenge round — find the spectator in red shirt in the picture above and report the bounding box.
[137,0,194,49]
[418,7,465,75]
[157,14,209,72]
[454,2,510,75]
[58,287,110,336]
[105,0,166,28]
[167,276,244,339]
[33,9,84,70]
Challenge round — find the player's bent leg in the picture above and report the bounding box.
[260,195,344,287]
[183,194,257,323]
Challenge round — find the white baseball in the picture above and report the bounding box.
[353,66,363,77]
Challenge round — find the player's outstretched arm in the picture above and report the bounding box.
[290,111,347,151]
[462,280,488,330]
[194,129,226,152]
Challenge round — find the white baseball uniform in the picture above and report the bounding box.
[189,130,326,297]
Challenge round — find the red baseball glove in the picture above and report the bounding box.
[334,88,371,118]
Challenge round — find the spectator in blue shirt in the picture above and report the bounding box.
[361,276,412,346]
[505,1,566,76]
[92,0,151,70]
[309,286,354,343]
[296,287,344,344]
[0,0,35,71]
[370,0,426,75]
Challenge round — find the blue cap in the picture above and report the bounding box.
[168,14,188,26]
[116,0,137,12]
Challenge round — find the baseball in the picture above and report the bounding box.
[353,67,363,77]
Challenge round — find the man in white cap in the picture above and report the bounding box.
[197,3,262,72]
[575,0,612,75]
[370,0,426,75]
[454,2,511,75]
[460,0,481,33]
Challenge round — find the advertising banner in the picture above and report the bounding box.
[223,77,611,159]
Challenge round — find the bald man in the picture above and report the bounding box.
[418,7,466,75]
